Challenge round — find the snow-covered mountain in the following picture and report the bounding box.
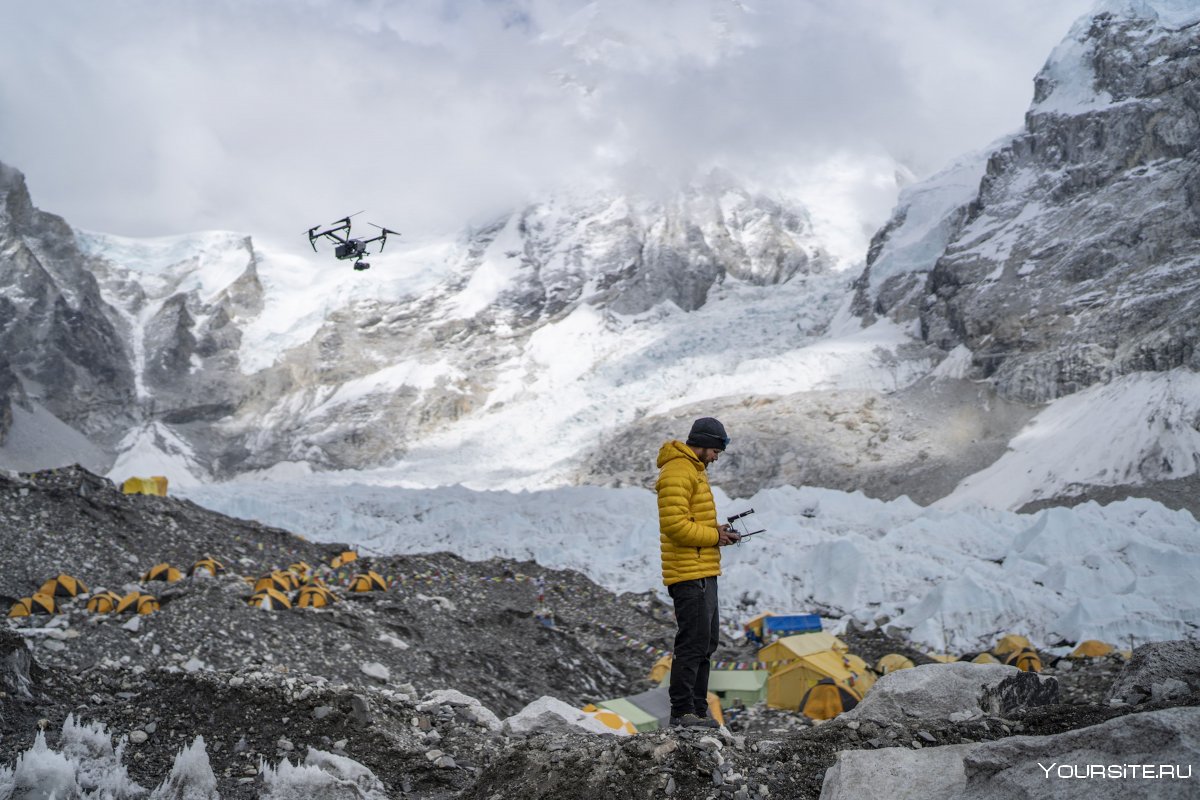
[1,168,848,487]
[856,0,1200,405]
[2,0,1199,515]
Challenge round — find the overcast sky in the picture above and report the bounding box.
[0,0,1095,261]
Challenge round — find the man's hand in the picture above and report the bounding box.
[717,524,741,546]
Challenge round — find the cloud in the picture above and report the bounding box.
[0,0,1095,260]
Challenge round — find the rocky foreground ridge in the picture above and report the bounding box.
[2,466,1198,798]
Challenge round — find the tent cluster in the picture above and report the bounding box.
[926,633,1127,672]
[7,573,90,618]
[243,553,384,611]
[8,550,373,621]
[758,631,876,719]
[7,572,162,618]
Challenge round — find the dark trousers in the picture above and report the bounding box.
[668,576,719,718]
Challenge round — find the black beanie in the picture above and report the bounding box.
[685,417,729,451]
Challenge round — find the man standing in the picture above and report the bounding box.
[656,417,739,728]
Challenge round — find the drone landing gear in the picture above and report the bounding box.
[353,260,370,271]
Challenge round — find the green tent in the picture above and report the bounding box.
[707,670,768,709]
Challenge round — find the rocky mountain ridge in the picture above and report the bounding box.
[855,4,1200,404]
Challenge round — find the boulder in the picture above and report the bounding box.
[417,689,502,732]
[822,707,1200,800]
[1107,640,1200,706]
[502,696,626,738]
[842,662,1057,724]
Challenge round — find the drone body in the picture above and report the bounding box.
[307,213,399,271]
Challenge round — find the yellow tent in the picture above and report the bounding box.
[971,652,1001,664]
[39,573,88,597]
[798,678,861,721]
[248,588,292,610]
[86,590,123,614]
[759,632,849,671]
[122,476,168,496]
[758,634,871,711]
[875,653,915,675]
[1005,647,1042,673]
[348,571,388,593]
[142,563,182,583]
[926,653,957,663]
[296,585,337,608]
[1070,640,1114,659]
[330,550,358,569]
[287,562,312,581]
[189,557,225,577]
[116,592,160,615]
[254,571,298,593]
[648,654,673,684]
[580,706,639,735]
[993,634,1032,658]
[8,593,58,617]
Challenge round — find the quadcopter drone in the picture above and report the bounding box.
[306,212,399,271]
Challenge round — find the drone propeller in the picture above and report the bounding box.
[366,223,400,252]
[332,210,365,226]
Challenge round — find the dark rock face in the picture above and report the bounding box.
[861,11,1200,404]
[979,671,1061,716]
[0,355,23,445]
[0,164,137,446]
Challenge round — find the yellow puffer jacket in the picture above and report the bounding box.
[656,440,721,586]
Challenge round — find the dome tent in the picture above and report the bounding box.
[86,590,123,614]
[189,557,225,577]
[8,593,58,617]
[116,592,160,615]
[348,571,388,593]
[1070,639,1115,659]
[993,634,1032,658]
[1005,647,1043,673]
[255,571,299,593]
[798,677,860,720]
[142,563,182,583]
[39,573,88,598]
[296,585,337,608]
[248,587,292,610]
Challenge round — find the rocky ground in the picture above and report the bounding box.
[2,466,1197,798]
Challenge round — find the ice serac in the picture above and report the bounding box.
[860,2,1200,404]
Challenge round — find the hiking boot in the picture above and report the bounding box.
[692,715,721,729]
[669,713,709,728]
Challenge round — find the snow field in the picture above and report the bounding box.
[181,478,1200,655]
